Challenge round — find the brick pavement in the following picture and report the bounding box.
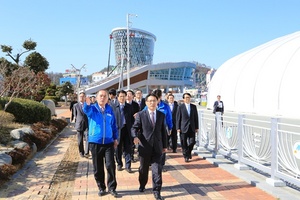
[0,108,280,200]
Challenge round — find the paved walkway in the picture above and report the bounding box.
[0,107,299,200]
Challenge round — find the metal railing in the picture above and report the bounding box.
[196,109,300,188]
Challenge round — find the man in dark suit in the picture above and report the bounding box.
[73,92,89,157]
[176,92,199,162]
[69,95,77,122]
[163,91,172,103]
[109,88,117,105]
[127,89,140,162]
[112,90,133,173]
[167,94,179,153]
[131,93,167,200]
[134,89,146,111]
[126,90,140,115]
[213,95,224,127]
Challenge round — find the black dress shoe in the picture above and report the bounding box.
[125,168,133,173]
[139,187,145,192]
[98,189,106,196]
[172,150,177,153]
[110,190,118,197]
[117,165,122,171]
[154,192,164,200]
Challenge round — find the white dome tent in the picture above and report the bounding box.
[207,31,300,118]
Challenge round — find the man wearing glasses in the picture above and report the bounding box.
[131,93,167,200]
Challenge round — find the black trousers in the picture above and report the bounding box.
[169,127,178,151]
[115,125,132,169]
[76,130,89,156]
[180,127,196,159]
[139,150,162,192]
[89,143,117,191]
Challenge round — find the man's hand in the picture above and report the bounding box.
[114,140,118,148]
[133,137,140,145]
[85,96,91,105]
[162,148,167,153]
[168,130,172,136]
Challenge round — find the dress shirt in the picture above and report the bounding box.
[185,103,190,116]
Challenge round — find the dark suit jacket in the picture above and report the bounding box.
[112,102,133,142]
[169,101,178,131]
[176,103,199,133]
[110,98,118,107]
[128,100,140,114]
[74,102,88,132]
[213,100,224,114]
[70,100,77,111]
[131,110,167,156]
[135,98,146,111]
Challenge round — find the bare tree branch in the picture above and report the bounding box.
[2,67,36,111]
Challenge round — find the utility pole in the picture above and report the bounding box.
[126,13,137,90]
[71,64,86,101]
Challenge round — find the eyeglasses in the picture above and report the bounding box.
[184,96,190,99]
[147,100,157,103]
[98,95,107,98]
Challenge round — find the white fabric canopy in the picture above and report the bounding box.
[207,31,300,118]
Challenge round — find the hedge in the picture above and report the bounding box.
[0,98,51,124]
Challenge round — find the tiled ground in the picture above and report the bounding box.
[0,108,278,200]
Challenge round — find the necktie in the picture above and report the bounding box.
[151,112,155,127]
[120,104,125,126]
[101,107,104,114]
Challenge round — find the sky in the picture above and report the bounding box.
[1,0,300,76]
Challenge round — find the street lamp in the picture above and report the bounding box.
[71,64,86,101]
[119,36,125,90]
[126,13,137,90]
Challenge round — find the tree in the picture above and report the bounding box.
[46,83,59,97]
[0,57,18,77]
[87,74,92,83]
[26,72,51,101]
[46,72,63,85]
[0,39,52,107]
[24,51,49,74]
[0,66,36,111]
[1,39,36,66]
[56,82,74,105]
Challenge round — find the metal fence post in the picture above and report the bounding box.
[197,110,206,151]
[266,117,286,187]
[234,114,249,170]
[213,112,223,158]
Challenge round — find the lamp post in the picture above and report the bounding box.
[119,37,124,90]
[126,13,137,90]
[71,64,86,101]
